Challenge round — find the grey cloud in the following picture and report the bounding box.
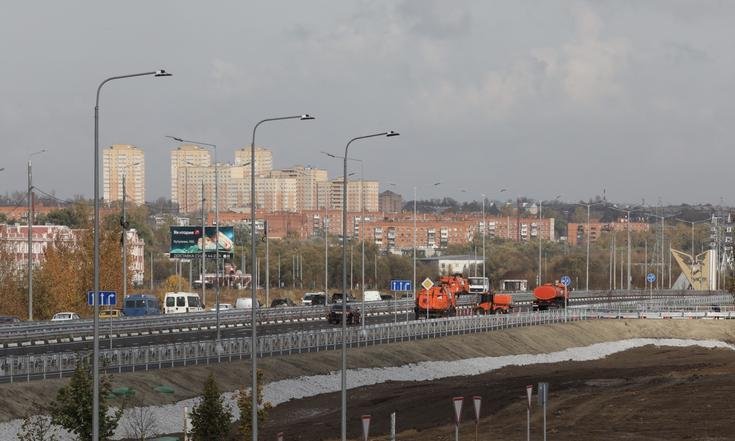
[397,0,472,38]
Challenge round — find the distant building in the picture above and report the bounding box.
[234,146,273,176]
[170,144,211,208]
[379,190,403,213]
[103,144,145,205]
[319,178,379,212]
[417,255,484,276]
[567,220,649,245]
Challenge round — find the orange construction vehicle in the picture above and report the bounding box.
[474,292,513,315]
[532,282,569,311]
[414,275,470,319]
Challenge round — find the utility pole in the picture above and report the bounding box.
[201,180,206,305]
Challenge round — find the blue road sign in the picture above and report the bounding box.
[560,275,572,287]
[390,279,413,291]
[87,291,117,306]
[646,273,656,283]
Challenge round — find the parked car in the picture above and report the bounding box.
[208,303,233,312]
[302,292,326,306]
[270,298,295,308]
[331,292,356,304]
[380,294,394,301]
[122,294,161,317]
[51,312,80,322]
[0,315,20,324]
[326,303,361,325]
[99,309,122,319]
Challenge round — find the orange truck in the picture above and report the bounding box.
[532,282,569,311]
[474,292,513,315]
[414,275,469,319]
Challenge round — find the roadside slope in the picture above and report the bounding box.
[1,319,733,421]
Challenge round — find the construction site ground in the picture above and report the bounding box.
[2,320,735,440]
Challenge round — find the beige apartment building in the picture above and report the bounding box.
[270,166,328,211]
[103,144,145,205]
[234,146,273,176]
[317,178,379,212]
[171,144,211,206]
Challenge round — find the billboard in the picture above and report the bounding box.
[170,226,235,258]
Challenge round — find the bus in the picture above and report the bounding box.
[163,292,204,314]
[122,294,161,317]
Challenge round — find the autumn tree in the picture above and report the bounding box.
[237,370,271,440]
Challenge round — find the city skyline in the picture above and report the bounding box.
[3,2,735,205]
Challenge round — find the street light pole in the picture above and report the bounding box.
[27,149,45,321]
[250,114,314,441]
[341,131,399,441]
[93,69,171,441]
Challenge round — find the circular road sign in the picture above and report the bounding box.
[646,273,656,283]
[560,275,572,287]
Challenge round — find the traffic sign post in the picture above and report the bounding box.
[538,383,549,441]
[389,279,413,292]
[452,396,464,441]
[526,385,533,441]
[276,432,284,441]
[361,415,371,441]
[560,275,571,287]
[422,278,434,320]
[647,273,656,301]
[87,291,117,306]
[472,396,481,441]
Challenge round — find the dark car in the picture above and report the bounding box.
[270,298,295,308]
[0,315,20,324]
[326,303,361,325]
[380,294,394,301]
[331,292,356,304]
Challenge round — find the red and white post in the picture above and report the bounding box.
[453,396,464,441]
[473,395,482,441]
[526,385,533,441]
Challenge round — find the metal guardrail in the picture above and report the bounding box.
[1,293,730,383]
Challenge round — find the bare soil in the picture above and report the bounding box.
[263,344,735,440]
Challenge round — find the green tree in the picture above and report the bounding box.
[49,357,121,441]
[190,373,232,441]
[237,370,272,440]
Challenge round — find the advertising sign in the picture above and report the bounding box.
[170,226,235,258]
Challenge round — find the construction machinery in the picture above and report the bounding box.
[414,275,470,319]
[532,282,569,311]
[474,292,513,314]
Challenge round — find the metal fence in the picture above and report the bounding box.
[1,292,731,384]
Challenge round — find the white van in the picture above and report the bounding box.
[363,290,382,302]
[163,292,203,314]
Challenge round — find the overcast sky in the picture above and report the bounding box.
[1,1,734,206]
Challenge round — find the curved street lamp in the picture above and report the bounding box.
[340,130,399,441]
[92,69,171,441]
[249,114,314,441]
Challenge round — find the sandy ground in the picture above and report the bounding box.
[2,319,734,427]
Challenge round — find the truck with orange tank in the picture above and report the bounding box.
[532,282,569,311]
[474,292,513,314]
[414,275,470,319]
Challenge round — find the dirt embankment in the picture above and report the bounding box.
[1,320,734,423]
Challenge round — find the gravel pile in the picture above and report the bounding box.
[1,338,732,440]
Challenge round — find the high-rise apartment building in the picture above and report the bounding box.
[103,144,145,205]
[234,146,273,176]
[270,166,327,211]
[171,144,211,206]
[320,178,379,212]
[379,190,403,213]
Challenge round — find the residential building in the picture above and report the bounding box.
[319,178,379,212]
[234,146,273,176]
[379,190,403,213]
[567,220,650,246]
[103,144,145,205]
[271,166,328,211]
[170,144,211,206]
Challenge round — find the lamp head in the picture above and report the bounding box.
[166,135,184,142]
[154,69,172,77]
[300,114,315,120]
[386,130,400,137]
